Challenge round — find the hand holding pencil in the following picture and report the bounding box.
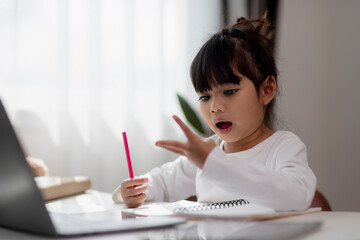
[120,132,148,208]
[120,177,148,208]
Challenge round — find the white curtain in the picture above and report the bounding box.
[0,0,222,192]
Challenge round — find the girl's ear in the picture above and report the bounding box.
[260,76,276,105]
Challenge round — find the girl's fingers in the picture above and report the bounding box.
[156,140,187,150]
[155,140,187,155]
[126,193,147,208]
[172,115,195,141]
[123,177,148,188]
[124,184,147,198]
[156,145,185,156]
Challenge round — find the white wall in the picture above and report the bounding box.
[0,0,223,193]
[276,0,360,211]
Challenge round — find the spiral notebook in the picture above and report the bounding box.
[122,199,321,220]
[122,199,275,218]
[173,199,321,220]
[173,199,275,219]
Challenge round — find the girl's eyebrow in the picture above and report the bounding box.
[197,90,210,95]
[220,82,240,88]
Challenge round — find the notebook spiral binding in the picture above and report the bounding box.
[174,199,250,214]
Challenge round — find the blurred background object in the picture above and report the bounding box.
[26,156,49,176]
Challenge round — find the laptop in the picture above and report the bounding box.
[0,99,185,236]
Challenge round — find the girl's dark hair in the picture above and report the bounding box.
[190,13,278,129]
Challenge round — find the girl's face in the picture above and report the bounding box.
[197,75,275,152]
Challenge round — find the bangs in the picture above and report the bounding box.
[190,34,249,93]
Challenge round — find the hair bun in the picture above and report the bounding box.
[232,12,272,41]
[230,28,245,38]
[237,17,246,22]
[222,29,230,35]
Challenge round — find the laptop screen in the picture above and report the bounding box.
[0,100,57,236]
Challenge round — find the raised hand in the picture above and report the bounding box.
[155,115,216,169]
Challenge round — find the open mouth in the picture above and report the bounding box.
[216,121,232,129]
[215,121,232,134]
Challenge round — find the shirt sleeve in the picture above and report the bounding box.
[142,156,197,202]
[200,136,317,211]
[111,156,197,203]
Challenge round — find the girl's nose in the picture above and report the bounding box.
[210,98,225,113]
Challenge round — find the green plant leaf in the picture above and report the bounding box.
[176,93,205,135]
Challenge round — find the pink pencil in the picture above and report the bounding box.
[122,132,134,178]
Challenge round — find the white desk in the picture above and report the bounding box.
[274,211,360,240]
[0,190,359,240]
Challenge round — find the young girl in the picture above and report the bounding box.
[112,14,316,211]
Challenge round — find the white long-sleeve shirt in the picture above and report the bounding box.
[112,131,317,211]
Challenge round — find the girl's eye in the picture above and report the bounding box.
[224,89,237,95]
[198,95,210,102]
